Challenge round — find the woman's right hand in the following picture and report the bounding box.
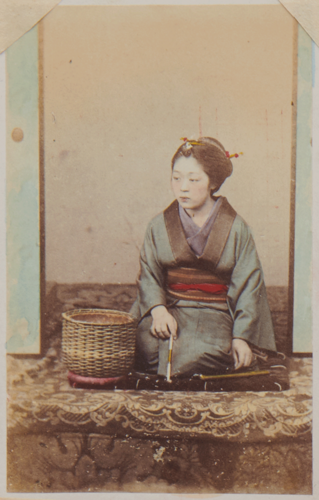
[150,305,178,340]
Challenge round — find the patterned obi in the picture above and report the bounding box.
[166,267,229,303]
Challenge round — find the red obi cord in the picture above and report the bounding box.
[169,283,228,294]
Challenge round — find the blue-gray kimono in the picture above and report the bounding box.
[130,197,277,377]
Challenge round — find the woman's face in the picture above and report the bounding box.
[171,156,214,212]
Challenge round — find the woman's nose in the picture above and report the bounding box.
[180,179,189,191]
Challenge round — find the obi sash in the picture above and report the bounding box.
[166,267,229,303]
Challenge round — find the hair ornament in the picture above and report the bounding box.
[180,137,205,150]
[225,151,243,159]
[180,138,243,159]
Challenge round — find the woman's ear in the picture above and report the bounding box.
[210,184,218,196]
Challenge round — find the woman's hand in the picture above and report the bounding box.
[150,305,178,340]
[232,338,253,370]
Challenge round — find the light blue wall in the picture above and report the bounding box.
[6,25,40,353]
[293,25,312,353]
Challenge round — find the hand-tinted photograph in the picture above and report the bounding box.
[6,2,312,494]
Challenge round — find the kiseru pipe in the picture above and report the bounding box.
[166,334,174,383]
[197,370,270,380]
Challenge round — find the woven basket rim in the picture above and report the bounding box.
[62,308,136,326]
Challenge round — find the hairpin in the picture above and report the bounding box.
[180,137,204,150]
[181,138,243,158]
[225,151,244,159]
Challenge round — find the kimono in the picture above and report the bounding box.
[130,197,277,377]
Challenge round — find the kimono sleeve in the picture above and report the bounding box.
[227,221,277,352]
[131,221,167,320]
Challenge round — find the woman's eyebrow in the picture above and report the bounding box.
[172,170,201,175]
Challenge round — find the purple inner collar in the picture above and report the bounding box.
[179,198,222,257]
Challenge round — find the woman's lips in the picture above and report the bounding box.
[180,197,190,202]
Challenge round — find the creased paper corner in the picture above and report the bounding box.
[0,0,61,54]
[279,0,319,46]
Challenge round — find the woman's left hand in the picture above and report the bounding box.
[232,338,253,370]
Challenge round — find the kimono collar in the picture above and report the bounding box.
[164,197,237,270]
[179,198,223,257]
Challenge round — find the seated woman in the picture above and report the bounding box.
[130,137,277,377]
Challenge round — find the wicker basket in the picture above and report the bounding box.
[62,308,137,378]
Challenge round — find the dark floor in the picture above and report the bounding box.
[7,432,312,494]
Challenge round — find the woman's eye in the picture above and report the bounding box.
[173,177,180,181]
[190,179,199,182]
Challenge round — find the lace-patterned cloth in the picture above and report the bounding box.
[7,354,312,441]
